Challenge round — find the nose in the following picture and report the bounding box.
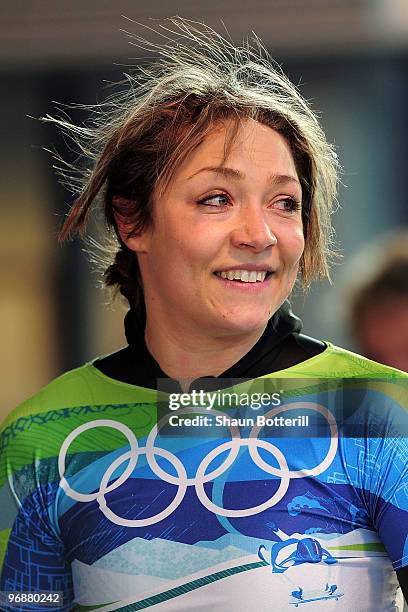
[230,207,277,253]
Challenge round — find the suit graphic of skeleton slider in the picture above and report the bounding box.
[258,537,337,573]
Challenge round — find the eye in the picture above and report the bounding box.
[272,197,301,213]
[197,193,231,207]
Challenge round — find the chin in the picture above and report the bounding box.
[215,311,272,336]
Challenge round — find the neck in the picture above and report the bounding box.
[144,315,266,385]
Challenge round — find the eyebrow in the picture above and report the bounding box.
[187,166,301,188]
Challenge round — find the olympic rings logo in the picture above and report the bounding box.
[58,403,338,527]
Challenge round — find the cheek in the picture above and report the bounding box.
[281,227,305,267]
[155,228,213,286]
[178,225,222,267]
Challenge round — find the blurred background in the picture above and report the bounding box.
[1,0,408,417]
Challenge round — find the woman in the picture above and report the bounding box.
[0,18,407,611]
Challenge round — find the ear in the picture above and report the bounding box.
[112,196,151,254]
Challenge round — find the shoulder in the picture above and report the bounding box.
[0,361,152,489]
[0,363,96,433]
[1,359,157,435]
[0,365,91,492]
[292,342,408,379]
[295,344,407,425]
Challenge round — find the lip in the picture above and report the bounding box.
[214,264,273,273]
[213,271,274,292]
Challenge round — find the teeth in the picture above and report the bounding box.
[216,269,268,282]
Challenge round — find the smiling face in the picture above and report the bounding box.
[126,118,305,342]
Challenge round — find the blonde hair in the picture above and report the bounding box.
[46,17,340,312]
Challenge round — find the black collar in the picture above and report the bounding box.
[94,301,325,391]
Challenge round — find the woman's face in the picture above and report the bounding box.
[129,118,305,339]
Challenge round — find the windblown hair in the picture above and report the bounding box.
[45,17,340,313]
